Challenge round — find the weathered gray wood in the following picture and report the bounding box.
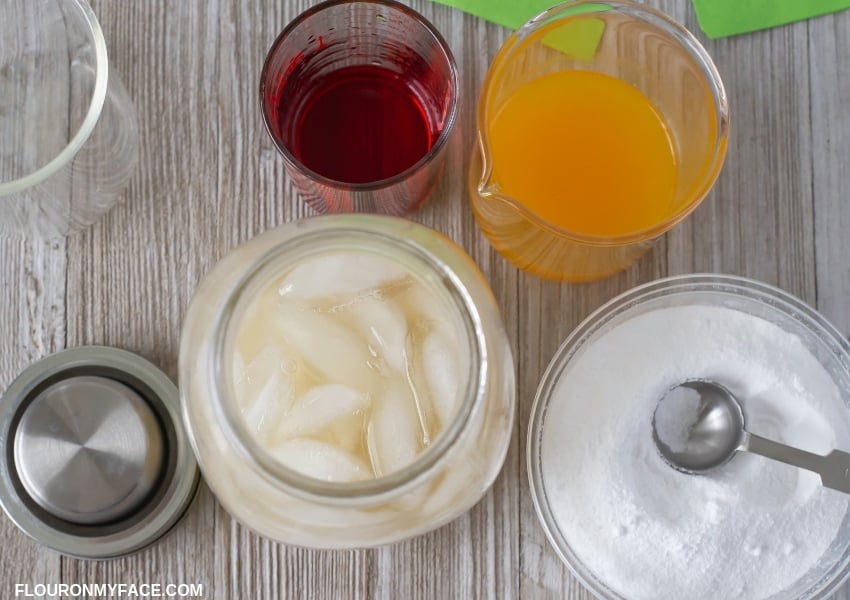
[2,0,850,598]
[680,13,817,300]
[810,13,850,340]
[0,1,69,590]
[809,12,850,598]
[0,238,65,597]
[60,0,220,596]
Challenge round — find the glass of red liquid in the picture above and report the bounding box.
[260,0,458,215]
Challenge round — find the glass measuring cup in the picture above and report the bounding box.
[260,0,458,216]
[470,1,729,282]
[0,0,139,238]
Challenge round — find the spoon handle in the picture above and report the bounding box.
[742,432,850,494]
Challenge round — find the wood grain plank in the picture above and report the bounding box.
[1,0,848,598]
[809,12,850,596]
[671,18,816,302]
[810,11,850,339]
[0,238,65,597]
[62,0,220,595]
[1,2,70,594]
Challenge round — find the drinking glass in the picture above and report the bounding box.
[260,0,458,215]
[0,0,139,238]
[470,1,729,281]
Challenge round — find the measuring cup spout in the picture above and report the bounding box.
[477,177,499,198]
[472,135,502,200]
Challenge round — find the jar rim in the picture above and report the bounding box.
[206,219,488,506]
[0,0,109,196]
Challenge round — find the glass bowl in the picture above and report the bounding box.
[527,274,850,600]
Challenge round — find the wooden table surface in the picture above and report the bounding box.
[2,0,849,598]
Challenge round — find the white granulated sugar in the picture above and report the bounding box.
[654,385,701,453]
[540,304,850,600]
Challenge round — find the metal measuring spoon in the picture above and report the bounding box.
[651,379,850,494]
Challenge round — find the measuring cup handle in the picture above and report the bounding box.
[742,432,850,494]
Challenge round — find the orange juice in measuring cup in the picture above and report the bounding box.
[470,1,729,281]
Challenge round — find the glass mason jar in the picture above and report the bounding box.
[179,215,515,548]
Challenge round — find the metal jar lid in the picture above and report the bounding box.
[0,346,199,559]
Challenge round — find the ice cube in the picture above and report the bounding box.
[240,371,289,439]
[276,384,367,441]
[235,345,295,438]
[277,253,409,301]
[235,345,290,405]
[233,292,281,359]
[400,281,454,328]
[366,379,422,477]
[323,412,366,455]
[349,297,408,374]
[274,307,372,388]
[421,328,464,428]
[270,438,371,482]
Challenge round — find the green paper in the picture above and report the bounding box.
[693,0,850,38]
[430,0,558,29]
[429,0,610,58]
[542,15,606,59]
